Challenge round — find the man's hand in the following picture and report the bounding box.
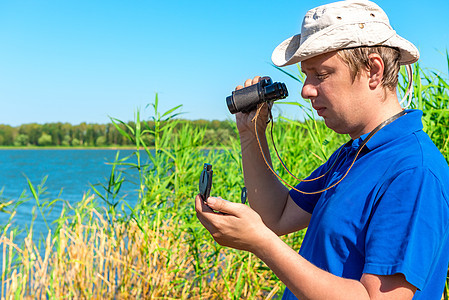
[195,194,276,253]
[234,76,272,139]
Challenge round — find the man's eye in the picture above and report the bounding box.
[316,73,328,80]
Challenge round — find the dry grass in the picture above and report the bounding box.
[1,196,281,299]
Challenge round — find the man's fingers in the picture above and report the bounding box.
[195,194,219,232]
[244,78,253,87]
[206,197,242,216]
[195,194,212,213]
[236,75,266,91]
[252,76,261,85]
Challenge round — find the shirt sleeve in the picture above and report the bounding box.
[363,167,449,290]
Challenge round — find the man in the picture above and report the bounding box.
[195,0,449,299]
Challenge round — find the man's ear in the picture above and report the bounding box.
[368,53,384,90]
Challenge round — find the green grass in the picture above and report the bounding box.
[1,57,448,299]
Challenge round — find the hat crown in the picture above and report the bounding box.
[271,0,419,67]
[301,0,390,44]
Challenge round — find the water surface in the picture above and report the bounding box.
[0,149,143,232]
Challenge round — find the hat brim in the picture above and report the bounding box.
[382,34,419,65]
[272,23,419,67]
[271,34,302,67]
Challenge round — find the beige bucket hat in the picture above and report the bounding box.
[272,0,419,67]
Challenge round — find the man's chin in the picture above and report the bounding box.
[323,119,348,135]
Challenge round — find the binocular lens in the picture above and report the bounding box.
[264,82,288,102]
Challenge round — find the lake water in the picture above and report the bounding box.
[0,149,144,235]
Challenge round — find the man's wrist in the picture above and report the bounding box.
[249,227,280,258]
[239,129,268,146]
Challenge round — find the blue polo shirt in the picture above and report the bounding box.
[283,109,449,299]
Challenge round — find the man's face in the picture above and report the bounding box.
[301,51,373,138]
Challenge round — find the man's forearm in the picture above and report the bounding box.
[240,131,290,229]
[254,230,371,300]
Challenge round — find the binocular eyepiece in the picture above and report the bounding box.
[226,78,288,114]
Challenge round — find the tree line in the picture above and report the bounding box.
[0,119,237,147]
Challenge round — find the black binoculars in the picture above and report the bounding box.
[226,78,288,114]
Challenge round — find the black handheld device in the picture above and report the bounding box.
[241,187,247,204]
[226,78,288,114]
[199,163,213,201]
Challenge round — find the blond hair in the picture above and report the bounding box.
[337,46,401,91]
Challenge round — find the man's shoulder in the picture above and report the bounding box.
[401,130,448,173]
[383,129,449,202]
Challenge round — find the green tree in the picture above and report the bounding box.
[215,128,233,146]
[0,125,15,145]
[96,136,107,146]
[14,134,29,146]
[74,123,87,145]
[141,134,155,146]
[62,135,71,146]
[19,123,41,145]
[38,133,52,146]
[71,138,81,146]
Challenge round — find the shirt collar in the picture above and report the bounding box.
[352,109,423,151]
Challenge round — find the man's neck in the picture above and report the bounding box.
[349,93,403,140]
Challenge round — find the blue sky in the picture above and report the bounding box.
[0,0,448,126]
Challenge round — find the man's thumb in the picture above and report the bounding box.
[206,197,234,214]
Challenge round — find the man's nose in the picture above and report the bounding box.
[301,78,318,99]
